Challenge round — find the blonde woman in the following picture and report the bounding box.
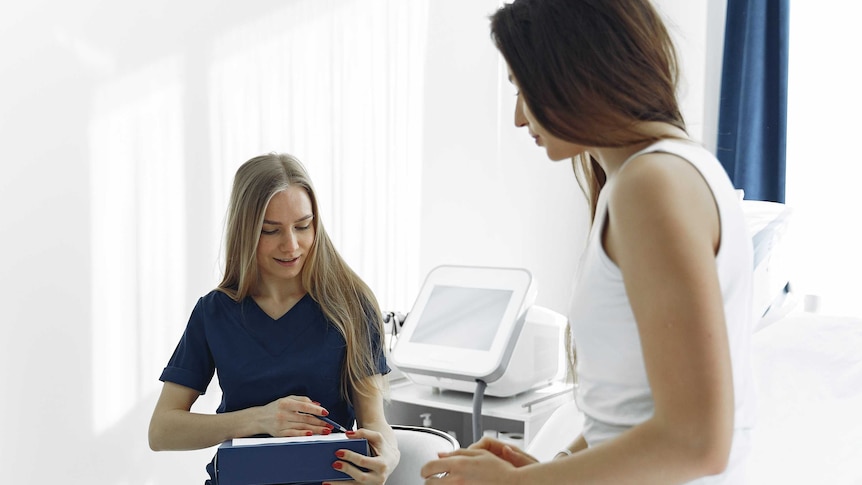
[149,153,399,484]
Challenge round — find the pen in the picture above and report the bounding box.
[300,412,349,433]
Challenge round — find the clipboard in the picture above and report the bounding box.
[215,434,369,484]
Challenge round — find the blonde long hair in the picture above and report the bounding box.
[217,153,386,402]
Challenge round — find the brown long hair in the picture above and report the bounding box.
[490,0,686,219]
[217,153,386,402]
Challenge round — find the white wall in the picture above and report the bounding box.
[0,2,270,483]
[418,0,724,313]
[0,1,722,483]
[417,0,585,313]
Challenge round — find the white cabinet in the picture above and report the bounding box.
[384,378,575,446]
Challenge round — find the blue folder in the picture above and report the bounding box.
[215,436,369,484]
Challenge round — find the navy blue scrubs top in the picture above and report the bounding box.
[160,290,388,431]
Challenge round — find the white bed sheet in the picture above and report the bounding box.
[749,311,862,484]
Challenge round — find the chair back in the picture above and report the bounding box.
[525,400,584,461]
[388,425,459,485]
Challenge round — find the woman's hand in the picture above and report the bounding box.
[468,436,538,468]
[258,395,333,437]
[325,427,399,485]
[420,448,523,485]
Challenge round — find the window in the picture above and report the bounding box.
[785,0,862,317]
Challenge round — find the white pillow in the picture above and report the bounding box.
[740,199,794,330]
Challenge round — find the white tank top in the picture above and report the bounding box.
[568,139,756,481]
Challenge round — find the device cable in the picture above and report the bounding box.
[472,379,487,444]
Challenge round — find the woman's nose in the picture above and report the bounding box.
[514,95,527,128]
[280,232,298,251]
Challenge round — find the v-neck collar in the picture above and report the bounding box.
[239,293,319,357]
[249,293,311,321]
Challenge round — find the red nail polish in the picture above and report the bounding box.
[306,431,313,436]
[332,461,343,470]
[321,409,329,416]
[335,450,345,458]
[345,430,355,435]
[322,428,331,435]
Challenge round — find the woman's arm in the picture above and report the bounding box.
[332,374,400,484]
[148,381,333,451]
[467,432,587,467]
[422,154,735,484]
[553,434,588,459]
[600,152,734,476]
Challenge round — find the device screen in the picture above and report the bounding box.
[409,285,514,351]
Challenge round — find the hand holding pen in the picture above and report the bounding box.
[299,411,349,433]
[262,395,346,437]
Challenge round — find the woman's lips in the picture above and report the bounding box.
[275,256,300,266]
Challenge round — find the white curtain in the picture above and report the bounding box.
[209,0,428,313]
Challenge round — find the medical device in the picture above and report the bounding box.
[390,265,567,398]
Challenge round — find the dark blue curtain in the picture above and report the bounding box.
[716,0,789,203]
